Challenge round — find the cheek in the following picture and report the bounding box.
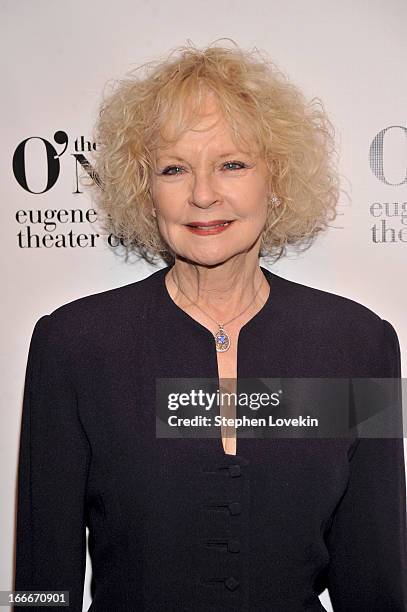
[236,176,268,205]
[151,182,187,215]
[237,188,268,219]
[151,190,177,219]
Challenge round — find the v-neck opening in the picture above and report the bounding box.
[160,263,273,339]
[155,263,274,458]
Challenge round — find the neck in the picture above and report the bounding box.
[167,254,269,325]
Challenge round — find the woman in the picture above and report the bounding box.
[15,41,406,611]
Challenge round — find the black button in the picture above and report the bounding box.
[228,539,240,553]
[228,502,242,515]
[224,576,240,591]
[228,465,241,478]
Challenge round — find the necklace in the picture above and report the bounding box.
[170,268,266,352]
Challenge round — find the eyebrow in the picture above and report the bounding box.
[156,151,253,163]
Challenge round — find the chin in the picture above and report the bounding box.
[177,245,249,268]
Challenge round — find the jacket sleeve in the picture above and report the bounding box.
[14,314,91,611]
[325,319,407,611]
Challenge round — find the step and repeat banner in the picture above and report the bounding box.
[2,1,406,610]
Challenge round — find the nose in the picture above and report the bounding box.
[189,169,220,209]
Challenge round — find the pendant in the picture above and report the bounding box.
[214,325,231,352]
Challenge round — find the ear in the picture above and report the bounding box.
[151,206,157,218]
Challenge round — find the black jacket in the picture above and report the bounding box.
[14,264,407,611]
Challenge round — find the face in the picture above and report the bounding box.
[150,94,270,267]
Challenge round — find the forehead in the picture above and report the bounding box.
[156,90,257,155]
[157,123,242,157]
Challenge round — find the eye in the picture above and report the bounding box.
[160,165,185,176]
[223,161,246,171]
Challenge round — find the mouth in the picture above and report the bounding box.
[186,220,234,229]
[184,220,235,236]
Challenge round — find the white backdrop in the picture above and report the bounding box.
[1,1,406,610]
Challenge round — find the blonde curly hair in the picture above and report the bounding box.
[88,39,340,264]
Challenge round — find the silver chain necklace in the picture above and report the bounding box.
[170,268,265,352]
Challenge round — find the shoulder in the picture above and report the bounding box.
[270,270,384,328]
[33,266,166,348]
[53,266,162,320]
[268,271,399,376]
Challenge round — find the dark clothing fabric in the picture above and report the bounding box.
[14,264,407,611]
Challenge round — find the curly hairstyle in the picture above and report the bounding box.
[88,38,340,265]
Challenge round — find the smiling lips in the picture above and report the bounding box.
[186,219,234,235]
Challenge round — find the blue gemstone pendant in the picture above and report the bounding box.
[214,325,231,352]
